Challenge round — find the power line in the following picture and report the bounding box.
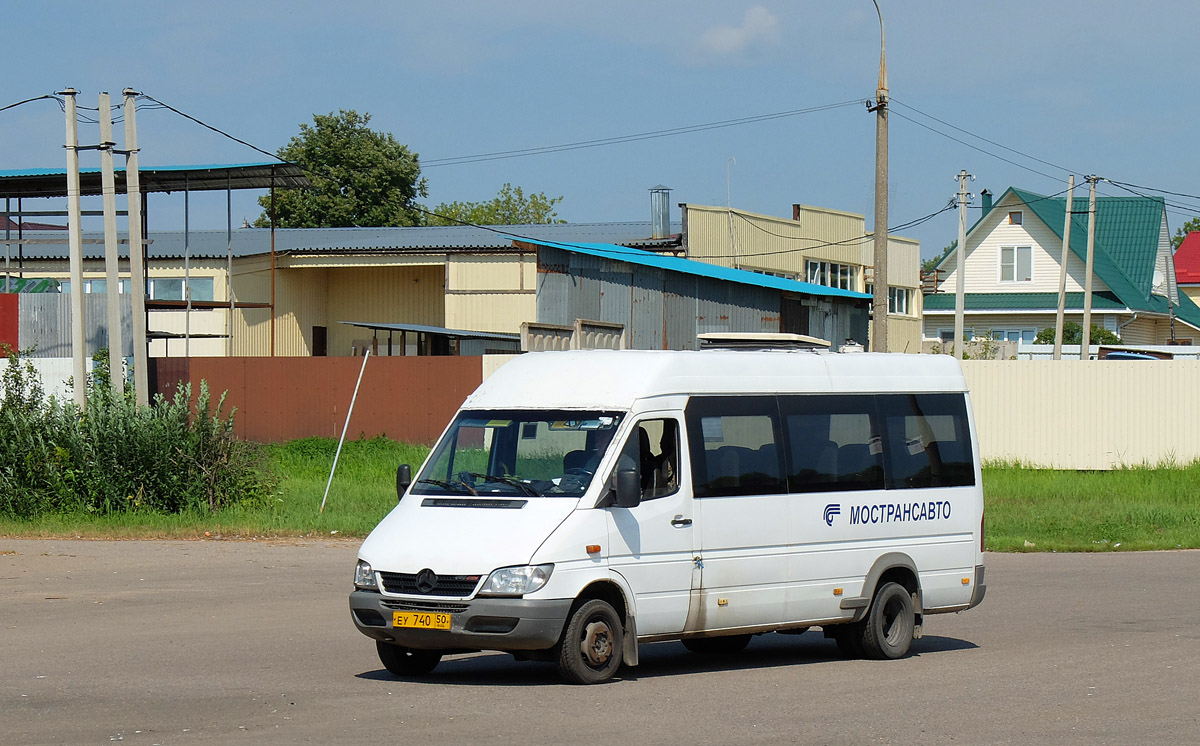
[422,100,863,167]
[0,94,58,114]
[136,93,287,163]
[889,108,1064,182]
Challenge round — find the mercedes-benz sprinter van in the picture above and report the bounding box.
[350,347,986,684]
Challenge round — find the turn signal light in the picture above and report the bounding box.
[962,577,971,585]
[833,587,844,596]
[585,545,601,554]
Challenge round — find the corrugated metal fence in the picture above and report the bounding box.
[962,359,1200,468]
[152,356,484,444]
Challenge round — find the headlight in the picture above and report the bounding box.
[354,560,378,590]
[478,564,554,596]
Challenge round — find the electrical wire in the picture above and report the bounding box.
[889,108,1064,182]
[0,94,58,114]
[421,100,863,167]
[136,93,287,163]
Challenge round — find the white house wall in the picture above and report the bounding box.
[939,194,1112,295]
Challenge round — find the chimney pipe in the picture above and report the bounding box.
[650,185,671,239]
[981,189,993,216]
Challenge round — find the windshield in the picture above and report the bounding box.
[413,410,624,498]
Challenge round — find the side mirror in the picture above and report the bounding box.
[614,468,641,509]
[396,464,412,502]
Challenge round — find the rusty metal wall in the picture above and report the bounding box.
[0,294,16,350]
[150,355,483,444]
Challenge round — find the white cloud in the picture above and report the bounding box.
[691,6,781,63]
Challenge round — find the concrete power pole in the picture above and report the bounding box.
[953,170,972,360]
[870,0,889,353]
[123,89,149,406]
[62,89,88,410]
[1052,175,1075,360]
[98,92,125,397]
[1079,175,1098,361]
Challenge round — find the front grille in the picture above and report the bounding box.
[381,599,470,614]
[379,571,480,597]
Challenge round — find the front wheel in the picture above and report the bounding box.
[376,641,442,676]
[556,599,624,684]
[859,582,916,660]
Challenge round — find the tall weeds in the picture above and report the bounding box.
[0,347,274,518]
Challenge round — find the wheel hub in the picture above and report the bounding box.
[580,620,614,666]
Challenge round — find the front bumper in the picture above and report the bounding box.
[349,590,573,651]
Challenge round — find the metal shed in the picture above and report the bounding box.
[523,240,871,350]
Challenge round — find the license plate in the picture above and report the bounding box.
[392,611,451,630]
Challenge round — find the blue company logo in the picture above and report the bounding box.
[823,503,841,526]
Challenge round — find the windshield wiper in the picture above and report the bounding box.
[463,472,541,497]
[416,478,477,495]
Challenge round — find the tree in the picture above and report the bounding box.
[427,183,564,226]
[1034,321,1121,345]
[922,240,956,273]
[255,110,427,228]
[1172,217,1200,250]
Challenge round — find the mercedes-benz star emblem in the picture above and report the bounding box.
[415,568,438,594]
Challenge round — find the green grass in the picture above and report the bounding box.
[983,461,1200,552]
[3,439,1199,552]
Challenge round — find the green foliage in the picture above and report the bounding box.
[255,110,428,228]
[428,182,565,226]
[1034,321,1121,345]
[1171,216,1200,250]
[0,348,274,519]
[922,240,956,273]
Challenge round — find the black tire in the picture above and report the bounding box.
[681,634,752,654]
[376,641,442,676]
[859,582,915,660]
[555,599,624,684]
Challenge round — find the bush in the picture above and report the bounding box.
[0,348,275,518]
[1034,321,1121,345]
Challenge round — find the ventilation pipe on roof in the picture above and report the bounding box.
[981,189,993,217]
[650,185,671,239]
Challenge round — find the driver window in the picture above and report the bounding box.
[614,418,680,501]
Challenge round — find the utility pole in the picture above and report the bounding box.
[62,89,87,410]
[1053,175,1075,360]
[98,92,125,396]
[123,89,149,406]
[1080,175,1098,361]
[869,0,889,353]
[953,170,972,360]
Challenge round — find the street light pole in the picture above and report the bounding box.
[869,0,889,353]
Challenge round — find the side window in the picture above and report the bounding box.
[612,418,680,501]
[878,394,976,489]
[781,395,884,493]
[686,396,785,497]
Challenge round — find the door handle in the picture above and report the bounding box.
[671,515,692,527]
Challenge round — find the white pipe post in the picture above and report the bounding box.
[98,92,124,396]
[123,89,149,406]
[63,89,88,410]
[953,169,970,360]
[1053,175,1075,360]
[320,349,371,514]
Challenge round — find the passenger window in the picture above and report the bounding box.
[782,395,884,493]
[612,419,681,501]
[879,394,976,488]
[686,397,785,497]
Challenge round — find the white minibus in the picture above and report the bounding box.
[349,346,986,684]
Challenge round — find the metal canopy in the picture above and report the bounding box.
[0,162,309,199]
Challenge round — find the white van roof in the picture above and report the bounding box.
[463,350,968,411]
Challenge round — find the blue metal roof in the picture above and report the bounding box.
[0,162,308,198]
[522,239,872,301]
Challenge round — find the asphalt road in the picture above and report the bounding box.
[2,539,1197,746]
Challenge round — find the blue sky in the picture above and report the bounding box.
[4,1,1199,259]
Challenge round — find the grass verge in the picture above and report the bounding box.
[2,440,1197,552]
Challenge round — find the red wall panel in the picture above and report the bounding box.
[0,294,17,352]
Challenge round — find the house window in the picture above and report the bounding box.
[806,260,858,291]
[148,277,215,301]
[988,328,1037,344]
[1000,246,1033,282]
[61,278,132,294]
[1009,211,1023,225]
[938,328,975,343]
[888,287,913,315]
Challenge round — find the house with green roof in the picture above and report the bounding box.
[925,187,1200,345]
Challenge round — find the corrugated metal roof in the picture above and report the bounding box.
[0,162,309,198]
[4,222,679,261]
[1175,232,1200,284]
[521,239,872,301]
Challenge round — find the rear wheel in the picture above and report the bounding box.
[681,634,752,654]
[859,582,916,660]
[556,599,624,684]
[376,641,442,676]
